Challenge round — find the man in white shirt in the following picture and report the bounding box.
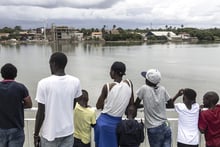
[34,52,82,147]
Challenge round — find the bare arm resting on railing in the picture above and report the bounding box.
[134,97,143,108]
[23,96,32,108]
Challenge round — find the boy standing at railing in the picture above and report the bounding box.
[135,69,172,147]
[116,105,144,147]
[167,88,200,147]
[73,89,96,147]
[198,91,220,147]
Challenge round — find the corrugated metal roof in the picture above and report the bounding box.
[150,31,177,37]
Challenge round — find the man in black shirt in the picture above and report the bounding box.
[0,63,32,147]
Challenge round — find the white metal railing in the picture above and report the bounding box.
[24,108,206,147]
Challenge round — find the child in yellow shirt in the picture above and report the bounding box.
[73,90,96,147]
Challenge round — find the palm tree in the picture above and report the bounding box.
[181,24,184,29]
[101,25,106,33]
[113,24,116,29]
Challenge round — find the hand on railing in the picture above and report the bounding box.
[34,134,41,147]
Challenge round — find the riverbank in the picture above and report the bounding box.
[0,39,49,45]
[1,39,219,46]
[0,40,144,46]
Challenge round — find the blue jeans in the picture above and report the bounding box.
[147,122,171,147]
[41,134,74,147]
[0,128,24,147]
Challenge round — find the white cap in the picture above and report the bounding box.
[141,69,161,84]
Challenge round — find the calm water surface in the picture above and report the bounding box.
[1,42,220,106]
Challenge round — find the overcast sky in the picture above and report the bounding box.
[0,0,220,29]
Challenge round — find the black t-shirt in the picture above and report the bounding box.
[0,80,29,129]
[116,119,144,147]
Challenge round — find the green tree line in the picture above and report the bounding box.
[174,28,220,41]
[0,26,22,40]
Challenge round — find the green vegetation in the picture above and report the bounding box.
[103,33,142,41]
[0,26,22,40]
[174,28,220,41]
[102,27,143,41]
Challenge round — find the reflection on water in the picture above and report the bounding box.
[1,42,220,107]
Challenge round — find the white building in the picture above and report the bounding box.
[146,31,181,41]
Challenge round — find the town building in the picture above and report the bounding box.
[50,26,83,41]
[91,32,103,40]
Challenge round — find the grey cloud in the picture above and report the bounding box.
[1,14,220,29]
[0,0,124,9]
[126,7,152,16]
[0,0,220,29]
[57,0,125,9]
[0,0,55,8]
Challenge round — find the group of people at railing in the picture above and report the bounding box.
[0,52,220,147]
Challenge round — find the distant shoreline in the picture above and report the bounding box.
[1,39,219,45]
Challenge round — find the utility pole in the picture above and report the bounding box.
[43,19,47,41]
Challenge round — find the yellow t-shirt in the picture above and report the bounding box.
[74,103,96,144]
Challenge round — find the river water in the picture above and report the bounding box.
[1,42,220,107]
